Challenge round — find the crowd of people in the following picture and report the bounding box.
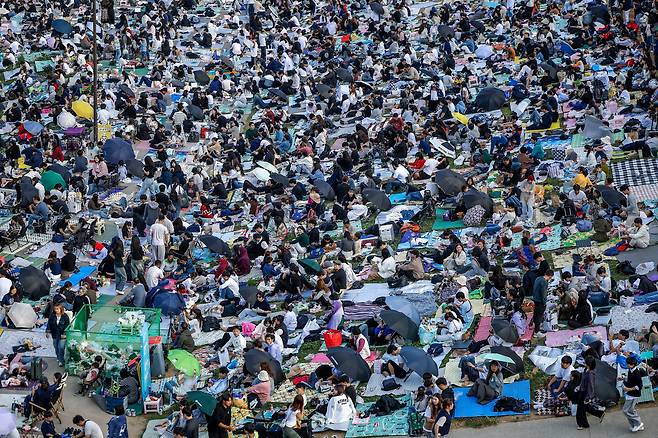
[0,0,657,436]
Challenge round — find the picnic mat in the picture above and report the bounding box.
[345,395,411,438]
[609,305,658,335]
[61,265,97,287]
[453,380,531,418]
[473,316,492,342]
[362,372,423,397]
[0,329,57,358]
[545,326,608,347]
[432,208,464,231]
[28,241,65,259]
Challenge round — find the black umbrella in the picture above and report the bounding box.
[336,68,353,83]
[238,284,260,306]
[19,266,51,300]
[47,163,71,184]
[126,159,145,178]
[118,83,135,98]
[463,190,494,216]
[475,87,507,111]
[326,347,372,382]
[199,235,230,255]
[434,169,466,196]
[400,346,438,377]
[313,180,335,201]
[362,188,392,211]
[590,4,610,23]
[220,56,234,69]
[19,176,39,208]
[470,20,485,32]
[380,309,419,341]
[490,346,524,373]
[171,80,185,89]
[436,24,454,38]
[539,62,558,81]
[269,88,288,99]
[385,296,420,326]
[596,185,626,208]
[188,105,204,120]
[244,348,284,384]
[316,84,333,99]
[369,1,385,16]
[594,359,620,406]
[491,319,520,345]
[270,172,289,185]
[194,70,210,85]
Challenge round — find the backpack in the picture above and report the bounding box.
[617,260,635,276]
[368,395,404,416]
[493,396,529,413]
[576,219,592,232]
[202,316,222,332]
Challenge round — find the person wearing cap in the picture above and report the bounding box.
[247,370,271,407]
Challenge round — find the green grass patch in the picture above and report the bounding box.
[454,416,499,428]
[297,340,321,360]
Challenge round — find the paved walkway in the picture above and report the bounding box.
[451,405,658,437]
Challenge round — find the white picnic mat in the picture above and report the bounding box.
[362,371,423,397]
[0,329,57,358]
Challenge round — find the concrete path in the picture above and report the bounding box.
[451,405,658,438]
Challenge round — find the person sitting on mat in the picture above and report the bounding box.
[466,360,504,404]
[381,344,408,378]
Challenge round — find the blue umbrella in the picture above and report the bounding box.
[151,291,185,316]
[103,138,135,164]
[23,121,44,135]
[52,19,73,35]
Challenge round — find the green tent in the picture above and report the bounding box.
[40,170,67,191]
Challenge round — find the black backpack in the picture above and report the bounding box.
[202,316,222,332]
[494,396,529,413]
[368,395,404,416]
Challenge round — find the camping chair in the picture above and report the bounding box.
[29,374,67,426]
[4,225,27,251]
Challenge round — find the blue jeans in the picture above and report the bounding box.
[115,266,127,291]
[218,286,235,299]
[385,179,405,193]
[53,337,65,364]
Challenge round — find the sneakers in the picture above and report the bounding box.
[631,423,645,432]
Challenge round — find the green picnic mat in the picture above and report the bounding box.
[345,395,411,438]
[97,294,114,306]
[571,133,585,148]
[432,208,464,231]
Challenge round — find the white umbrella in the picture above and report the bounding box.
[251,167,270,182]
[256,161,278,173]
[57,110,76,129]
[475,44,494,59]
[8,302,38,329]
[0,409,16,435]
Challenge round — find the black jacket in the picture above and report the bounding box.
[47,313,70,339]
[624,367,644,398]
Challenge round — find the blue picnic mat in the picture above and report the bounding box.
[389,192,408,204]
[453,380,530,418]
[60,266,96,287]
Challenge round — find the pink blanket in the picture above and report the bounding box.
[473,317,492,342]
[545,326,608,347]
[311,351,377,363]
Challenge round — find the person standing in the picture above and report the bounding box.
[149,215,169,263]
[622,356,645,432]
[575,356,605,430]
[107,406,129,438]
[532,269,553,335]
[47,303,70,367]
[207,394,234,438]
[113,240,127,294]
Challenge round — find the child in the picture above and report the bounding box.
[437,378,455,416]
[434,399,453,437]
[41,411,58,438]
[79,357,102,394]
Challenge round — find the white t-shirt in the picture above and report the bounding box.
[83,420,104,438]
[145,266,164,289]
[423,158,440,175]
[393,165,410,183]
[555,364,574,381]
[325,394,356,424]
[150,223,169,246]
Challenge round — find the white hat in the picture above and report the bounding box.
[257,370,270,382]
[600,136,611,145]
[455,275,468,286]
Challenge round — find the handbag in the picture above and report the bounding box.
[382,377,401,391]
